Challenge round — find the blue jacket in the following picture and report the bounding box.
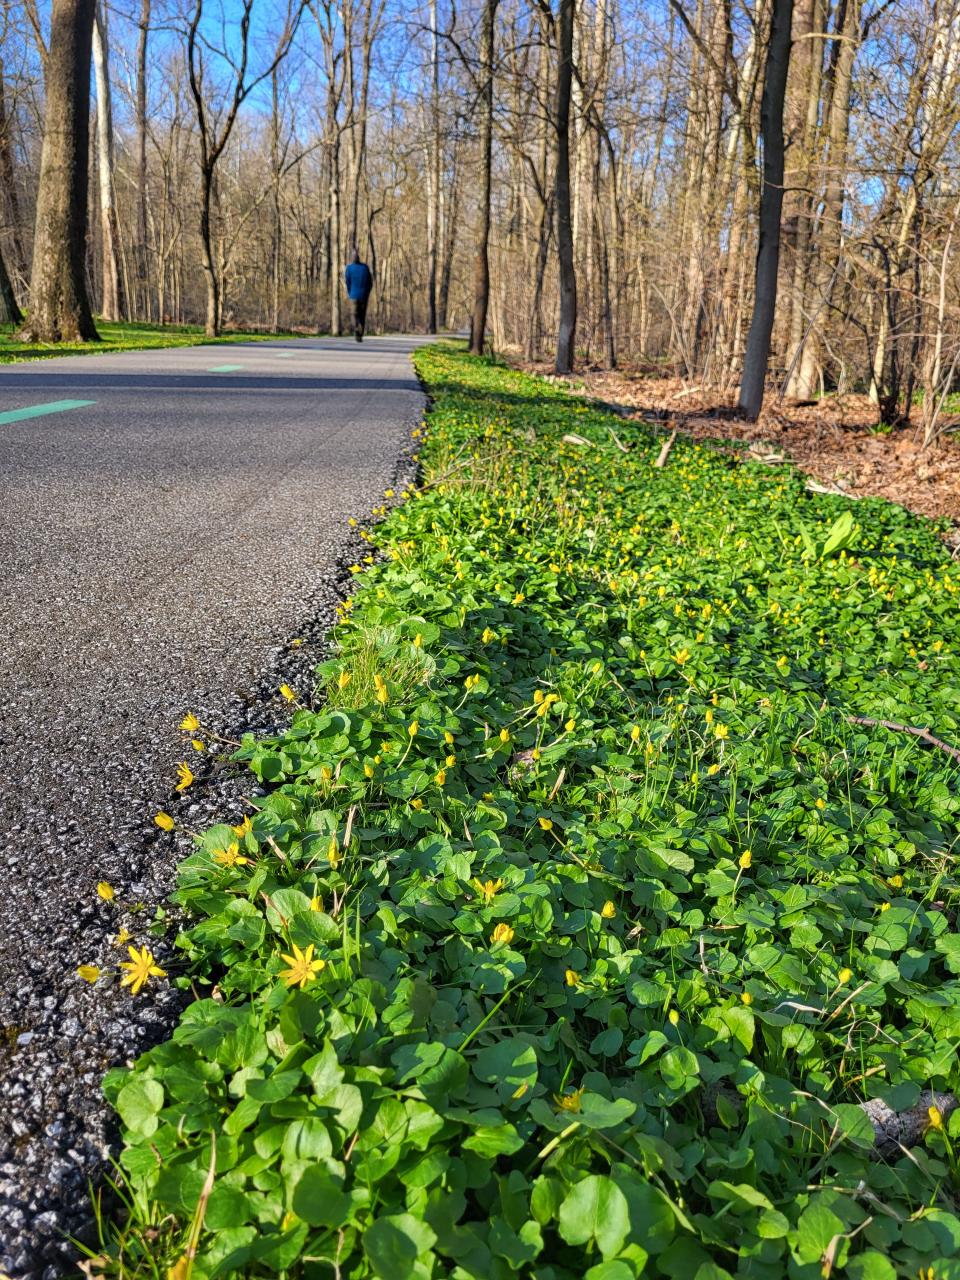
[345,262,372,301]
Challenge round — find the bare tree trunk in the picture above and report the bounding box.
[20,0,100,343]
[0,62,27,287]
[438,152,460,330]
[554,0,577,374]
[0,246,22,325]
[426,0,440,332]
[92,0,125,322]
[738,0,794,420]
[134,0,151,320]
[470,0,498,355]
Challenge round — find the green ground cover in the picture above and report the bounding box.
[0,320,301,363]
[92,344,960,1278]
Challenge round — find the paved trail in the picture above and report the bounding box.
[0,335,426,1276]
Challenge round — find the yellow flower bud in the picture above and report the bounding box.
[600,901,616,919]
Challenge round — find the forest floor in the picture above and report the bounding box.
[515,360,960,531]
[0,320,307,363]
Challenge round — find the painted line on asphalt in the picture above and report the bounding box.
[0,399,96,426]
[207,364,244,373]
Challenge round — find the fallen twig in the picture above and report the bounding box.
[607,425,630,453]
[653,429,677,469]
[847,714,960,763]
[562,432,593,446]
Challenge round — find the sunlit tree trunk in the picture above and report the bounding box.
[93,0,125,322]
[738,0,794,420]
[470,0,498,355]
[554,0,577,373]
[20,0,100,343]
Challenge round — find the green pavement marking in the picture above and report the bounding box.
[207,363,244,373]
[0,399,96,426]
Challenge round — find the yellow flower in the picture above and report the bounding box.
[482,628,496,643]
[888,874,903,889]
[410,797,424,810]
[499,728,511,743]
[668,1009,680,1026]
[77,964,101,983]
[815,797,826,810]
[600,901,616,919]
[738,851,752,870]
[707,763,720,776]
[191,739,204,752]
[444,731,455,745]
[928,1105,944,1130]
[214,842,250,868]
[491,923,515,946]
[376,685,389,704]
[408,720,419,737]
[384,488,395,498]
[445,754,456,767]
[175,761,194,791]
[714,724,729,741]
[363,762,374,778]
[338,670,352,690]
[533,690,545,705]
[538,816,553,831]
[435,769,446,786]
[233,816,253,838]
[97,881,115,902]
[320,765,333,782]
[473,877,505,904]
[838,967,852,984]
[880,901,891,912]
[310,894,323,912]
[513,592,525,604]
[554,1087,584,1113]
[179,713,200,732]
[630,724,641,742]
[564,718,576,732]
[327,835,341,868]
[279,684,296,703]
[740,992,753,1005]
[413,632,423,647]
[278,943,326,989]
[114,928,131,946]
[120,945,166,995]
[564,968,580,987]
[673,647,690,665]
[154,812,175,832]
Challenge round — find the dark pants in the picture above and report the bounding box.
[352,296,369,340]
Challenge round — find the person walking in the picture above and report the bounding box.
[344,249,373,342]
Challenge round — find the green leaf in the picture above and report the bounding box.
[116,1077,164,1137]
[364,1213,437,1279]
[462,1122,524,1157]
[558,1174,630,1260]
[291,1165,352,1228]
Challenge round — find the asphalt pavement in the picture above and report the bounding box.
[0,335,427,1276]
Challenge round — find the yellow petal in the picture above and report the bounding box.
[97,881,115,902]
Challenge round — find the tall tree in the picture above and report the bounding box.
[186,0,304,336]
[470,0,498,355]
[554,0,577,373]
[737,0,794,420]
[92,0,124,322]
[20,0,99,343]
[133,0,151,320]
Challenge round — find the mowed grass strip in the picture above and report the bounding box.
[90,343,960,1279]
[0,319,304,363]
